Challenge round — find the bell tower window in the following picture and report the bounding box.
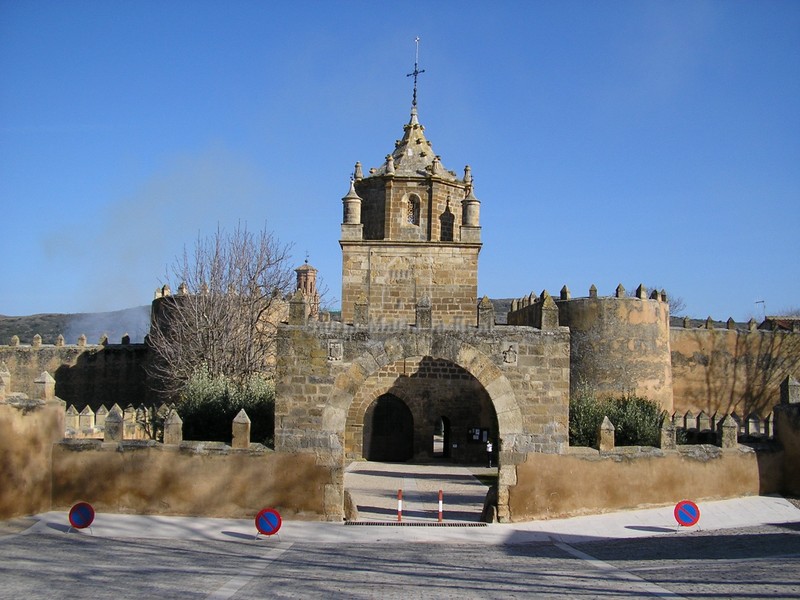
[440,204,454,241]
[406,195,420,226]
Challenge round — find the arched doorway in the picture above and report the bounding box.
[363,393,414,462]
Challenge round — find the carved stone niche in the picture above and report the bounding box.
[328,340,344,362]
[502,343,518,366]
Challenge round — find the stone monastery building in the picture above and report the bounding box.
[2,75,799,524]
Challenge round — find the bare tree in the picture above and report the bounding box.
[147,223,294,397]
[627,285,686,316]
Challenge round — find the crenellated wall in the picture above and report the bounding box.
[0,335,150,409]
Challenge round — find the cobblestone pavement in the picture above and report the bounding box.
[1,522,799,599]
[344,461,493,522]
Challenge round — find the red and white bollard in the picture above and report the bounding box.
[438,489,443,522]
[397,489,403,522]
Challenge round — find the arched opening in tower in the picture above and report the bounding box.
[348,356,498,465]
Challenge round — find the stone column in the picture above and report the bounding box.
[232,409,251,449]
[0,362,10,400]
[781,376,799,405]
[164,411,183,445]
[659,418,676,450]
[34,371,55,401]
[598,416,615,452]
[717,415,738,448]
[288,290,308,326]
[478,296,495,330]
[533,291,559,330]
[104,408,123,442]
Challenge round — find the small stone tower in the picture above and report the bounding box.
[339,105,482,326]
[295,260,320,321]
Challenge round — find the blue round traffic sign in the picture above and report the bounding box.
[674,500,700,527]
[69,502,95,529]
[255,508,282,536]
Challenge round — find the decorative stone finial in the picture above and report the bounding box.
[598,416,615,451]
[478,296,494,330]
[232,409,251,449]
[589,284,598,298]
[615,284,626,298]
[560,285,571,301]
[164,411,183,445]
[354,161,363,180]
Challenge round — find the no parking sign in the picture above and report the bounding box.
[255,508,282,538]
[68,502,95,530]
[674,500,700,527]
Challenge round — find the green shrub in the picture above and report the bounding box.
[569,390,666,448]
[177,368,275,446]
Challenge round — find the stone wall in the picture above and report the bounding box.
[340,242,480,326]
[51,442,332,519]
[774,389,800,496]
[0,370,337,521]
[508,445,783,522]
[0,340,150,409]
[0,399,64,519]
[671,325,800,418]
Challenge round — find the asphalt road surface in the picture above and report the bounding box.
[1,522,799,599]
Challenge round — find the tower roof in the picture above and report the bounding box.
[367,107,458,181]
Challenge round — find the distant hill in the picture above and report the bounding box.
[0,306,151,345]
[1,300,514,346]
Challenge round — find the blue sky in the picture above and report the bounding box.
[1,0,798,322]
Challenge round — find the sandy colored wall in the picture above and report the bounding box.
[51,442,336,520]
[508,446,783,522]
[0,400,65,519]
[671,327,800,418]
[0,343,150,409]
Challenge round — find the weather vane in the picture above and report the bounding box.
[406,36,425,108]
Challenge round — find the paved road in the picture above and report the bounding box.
[2,519,799,598]
[3,462,800,598]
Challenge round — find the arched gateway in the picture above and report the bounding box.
[275,327,569,522]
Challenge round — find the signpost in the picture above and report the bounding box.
[68,502,95,533]
[674,500,700,528]
[254,508,282,540]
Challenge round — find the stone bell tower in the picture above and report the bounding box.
[339,102,482,326]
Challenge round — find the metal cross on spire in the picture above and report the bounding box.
[406,37,425,108]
